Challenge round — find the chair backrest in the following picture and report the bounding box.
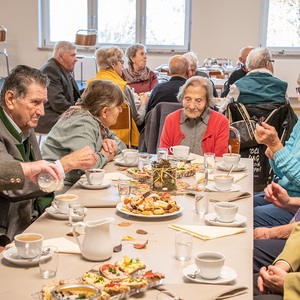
[75,29,98,47]
[0,26,6,43]
[109,101,132,148]
[228,126,240,154]
[208,69,224,79]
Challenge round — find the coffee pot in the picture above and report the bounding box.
[72,218,114,261]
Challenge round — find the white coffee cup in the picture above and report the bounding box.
[195,251,225,279]
[85,169,105,185]
[170,146,190,160]
[214,202,239,223]
[14,233,44,258]
[214,175,234,191]
[52,194,78,214]
[223,153,241,168]
[122,149,139,164]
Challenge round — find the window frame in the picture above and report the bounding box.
[259,0,300,54]
[39,0,191,52]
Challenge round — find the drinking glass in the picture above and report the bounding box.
[118,177,131,201]
[175,231,193,261]
[69,203,85,226]
[195,191,209,215]
[156,291,179,300]
[39,245,58,279]
[204,152,215,173]
[157,147,168,161]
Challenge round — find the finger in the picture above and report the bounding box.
[46,165,63,181]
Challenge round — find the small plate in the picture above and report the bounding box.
[78,178,112,190]
[116,203,183,218]
[183,264,237,284]
[168,154,196,161]
[115,158,138,167]
[3,246,53,266]
[216,162,246,172]
[205,213,247,227]
[45,206,87,220]
[206,183,241,192]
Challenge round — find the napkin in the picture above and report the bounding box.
[168,224,246,240]
[196,173,248,184]
[191,154,204,164]
[209,192,251,202]
[205,286,249,300]
[104,172,127,181]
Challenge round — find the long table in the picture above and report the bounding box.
[0,157,253,300]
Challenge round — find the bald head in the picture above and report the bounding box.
[239,46,255,65]
[168,55,190,79]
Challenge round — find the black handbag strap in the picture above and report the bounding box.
[234,102,255,140]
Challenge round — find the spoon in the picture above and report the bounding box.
[227,165,234,177]
[187,270,198,279]
[228,145,232,156]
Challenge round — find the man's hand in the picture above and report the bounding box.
[100,148,115,161]
[253,227,272,239]
[255,122,283,153]
[20,160,63,185]
[257,265,287,295]
[140,94,149,104]
[60,146,98,174]
[264,182,291,210]
[102,139,118,154]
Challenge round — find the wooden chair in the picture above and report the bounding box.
[109,101,132,148]
[228,126,240,154]
[0,25,9,75]
[74,29,98,84]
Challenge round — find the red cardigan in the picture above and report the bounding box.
[159,109,229,157]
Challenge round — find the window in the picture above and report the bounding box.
[259,0,300,53]
[40,0,191,51]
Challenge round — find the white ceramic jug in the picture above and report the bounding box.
[72,218,114,261]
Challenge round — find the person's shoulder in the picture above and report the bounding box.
[40,58,61,74]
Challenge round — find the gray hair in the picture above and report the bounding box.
[125,44,147,65]
[0,65,49,106]
[183,52,199,66]
[177,76,214,108]
[53,41,77,59]
[169,55,190,76]
[246,48,271,71]
[81,80,124,117]
[95,46,124,70]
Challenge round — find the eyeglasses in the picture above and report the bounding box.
[269,60,275,64]
[118,60,124,65]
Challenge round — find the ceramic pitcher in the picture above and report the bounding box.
[72,218,114,261]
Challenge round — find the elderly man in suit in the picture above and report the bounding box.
[35,41,80,133]
[0,65,98,245]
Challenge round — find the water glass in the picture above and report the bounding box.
[39,245,58,279]
[69,203,85,226]
[118,177,131,201]
[204,152,215,173]
[196,168,208,188]
[157,147,168,161]
[156,291,179,300]
[175,231,193,261]
[195,192,209,215]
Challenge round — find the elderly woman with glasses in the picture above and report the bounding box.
[87,46,149,147]
[42,80,127,192]
[121,43,158,94]
[159,76,229,157]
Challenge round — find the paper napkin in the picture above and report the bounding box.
[168,224,246,240]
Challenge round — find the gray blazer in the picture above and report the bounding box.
[0,161,25,191]
[0,107,46,241]
[35,58,80,133]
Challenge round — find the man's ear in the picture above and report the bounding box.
[5,91,15,110]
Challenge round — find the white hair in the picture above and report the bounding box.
[53,41,76,59]
[246,48,271,71]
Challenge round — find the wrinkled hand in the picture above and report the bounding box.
[100,148,115,161]
[255,123,282,153]
[257,265,286,295]
[253,227,272,239]
[20,160,63,185]
[140,93,149,104]
[265,147,274,160]
[60,146,98,174]
[102,139,118,154]
[264,182,290,210]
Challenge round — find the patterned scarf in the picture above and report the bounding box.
[122,64,151,85]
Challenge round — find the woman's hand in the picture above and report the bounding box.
[100,148,115,161]
[102,139,117,154]
[140,94,149,104]
[264,182,291,210]
[254,227,272,239]
[265,147,275,160]
[255,122,283,154]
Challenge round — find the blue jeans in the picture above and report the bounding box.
[254,193,295,228]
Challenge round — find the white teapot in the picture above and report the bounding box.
[72,218,114,261]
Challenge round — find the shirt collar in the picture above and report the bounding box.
[248,68,273,76]
[180,107,211,124]
[3,110,30,142]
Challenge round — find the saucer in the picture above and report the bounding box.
[45,206,87,220]
[78,178,112,190]
[114,158,138,167]
[3,246,53,266]
[183,264,237,284]
[168,154,196,161]
[205,213,247,227]
[216,162,246,172]
[206,183,241,192]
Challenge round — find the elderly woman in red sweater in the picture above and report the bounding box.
[159,76,229,157]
